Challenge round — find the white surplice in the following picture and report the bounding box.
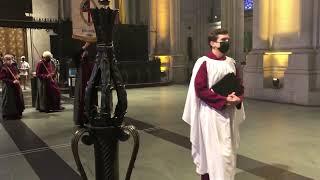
[182,56,245,180]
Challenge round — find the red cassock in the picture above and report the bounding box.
[72,48,95,126]
[0,64,25,119]
[35,59,62,112]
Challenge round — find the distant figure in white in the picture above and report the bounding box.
[19,56,30,90]
[51,57,60,83]
[182,28,246,180]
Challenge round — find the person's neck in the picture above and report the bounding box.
[211,48,224,59]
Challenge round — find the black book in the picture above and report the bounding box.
[211,73,242,97]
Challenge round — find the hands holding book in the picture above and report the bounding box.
[226,92,241,107]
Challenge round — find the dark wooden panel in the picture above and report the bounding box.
[113,24,148,61]
[0,0,31,20]
[25,0,33,13]
[118,61,161,84]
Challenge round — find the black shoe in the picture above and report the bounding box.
[39,109,49,113]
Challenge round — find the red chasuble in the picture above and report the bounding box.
[36,59,62,111]
[0,64,25,118]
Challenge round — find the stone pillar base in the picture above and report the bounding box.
[244,49,320,106]
[171,54,187,84]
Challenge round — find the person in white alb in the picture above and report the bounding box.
[182,28,246,180]
[19,56,30,90]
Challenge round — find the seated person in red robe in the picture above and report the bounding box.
[35,51,64,112]
[0,54,25,119]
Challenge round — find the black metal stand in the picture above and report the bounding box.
[72,125,139,180]
[71,49,140,180]
[71,3,139,179]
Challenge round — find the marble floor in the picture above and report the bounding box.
[0,85,319,180]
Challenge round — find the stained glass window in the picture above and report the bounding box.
[244,0,253,10]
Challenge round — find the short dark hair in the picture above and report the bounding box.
[208,28,229,44]
[98,0,110,4]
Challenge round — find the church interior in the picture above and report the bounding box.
[0,0,319,179]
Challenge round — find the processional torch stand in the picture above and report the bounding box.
[71,1,139,180]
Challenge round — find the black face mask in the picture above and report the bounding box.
[218,41,230,54]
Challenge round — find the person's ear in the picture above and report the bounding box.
[209,41,213,48]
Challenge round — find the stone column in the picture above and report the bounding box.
[135,0,140,24]
[148,0,157,57]
[148,0,171,55]
[119,0,130,24]
[316,0,320,92]
[243,0,265,98]
[244,0,320,105]
[192,0,210,58]
[128,0,136,24]
[148,0,186,83]
[139,0,149,25]
[62,0,71,20]
[221,0,244,62]
[170,0,186,83]
[156,0,171,54]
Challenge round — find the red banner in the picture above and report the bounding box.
[71,0,100,42]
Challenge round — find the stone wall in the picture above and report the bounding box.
[244,0,320,105]
[26,0,60,70]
